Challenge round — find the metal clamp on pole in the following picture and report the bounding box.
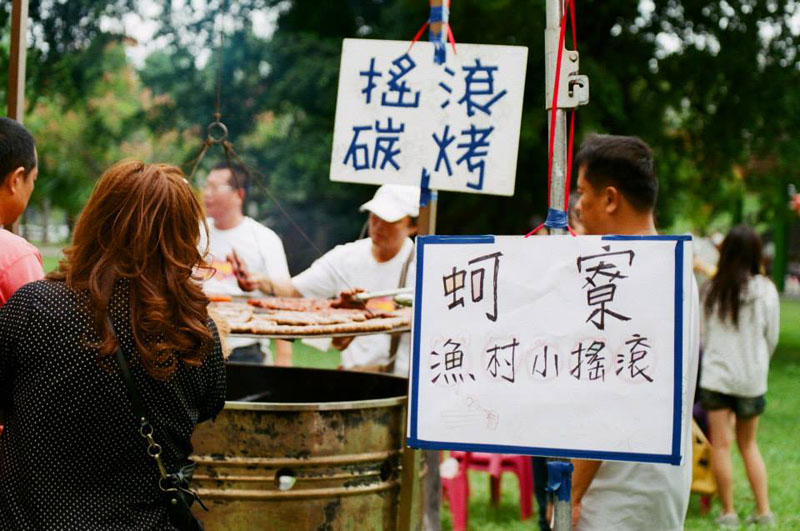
[545,49,589,110]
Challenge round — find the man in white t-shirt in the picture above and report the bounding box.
[200,162,292,365]
[232,184,419,375]
[571,134,700,530]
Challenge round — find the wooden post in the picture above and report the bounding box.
[417,197,438,237]
[4,0,29,234]
[398,194,437,531]
[399,0,449,526]
[8,0,28,122]
[772,174,790,292]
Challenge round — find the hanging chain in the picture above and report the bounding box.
[180,0,375,310]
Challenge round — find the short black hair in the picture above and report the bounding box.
[211,161,250,195]
[575,134,657,212]
[0,117,36,184]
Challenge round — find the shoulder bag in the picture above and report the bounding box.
[107,317,208,531]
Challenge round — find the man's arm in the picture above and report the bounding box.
[257,276,302,297]
[571,459,602,527]
[274,339,293,366]
[228,251,302,297]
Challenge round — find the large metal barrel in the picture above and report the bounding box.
[190,363,425,530]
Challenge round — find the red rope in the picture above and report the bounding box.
[446,23,457,54]
[525,222,546,237]
[409,0,458,53]
[563,0,578,212]
[528,0,579,238]
[408,21,430,50]
[545,5,569,208]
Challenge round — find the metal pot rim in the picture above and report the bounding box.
[223,394,407,411]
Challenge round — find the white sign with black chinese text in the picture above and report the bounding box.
[330,38,528,196]
[408,235,694,465]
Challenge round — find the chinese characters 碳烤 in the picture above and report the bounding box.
[346,52,510,192]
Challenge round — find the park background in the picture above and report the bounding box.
[2,1,799,529]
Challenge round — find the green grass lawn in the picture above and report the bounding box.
[41,255,60,273]
[38,245,62,273]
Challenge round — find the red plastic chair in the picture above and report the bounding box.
[441,452,470,531]
[450,451,534,520]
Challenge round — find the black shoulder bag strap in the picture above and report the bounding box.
[106,316,207,530]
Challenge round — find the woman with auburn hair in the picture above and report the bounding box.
[0,160,225,529]
[699,225,779,528]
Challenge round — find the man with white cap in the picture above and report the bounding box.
[232,184,419,374]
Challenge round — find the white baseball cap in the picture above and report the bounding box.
[359,184,420,223]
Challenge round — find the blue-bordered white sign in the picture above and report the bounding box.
[408,234,695,465]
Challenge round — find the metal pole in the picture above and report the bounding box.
[4,0,29,235]
[8,0,28,122]
[399,2,449,525]
[398,192,435,530]
[545,0,568,237]
[545,0,573,529]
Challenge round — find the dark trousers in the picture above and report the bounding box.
[424,450,441,530]
[532,456,549,531]
[229,343,266,364]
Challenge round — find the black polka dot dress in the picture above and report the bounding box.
[0,279,226,530]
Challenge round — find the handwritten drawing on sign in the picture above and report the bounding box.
[408,235,695,465]
[331,39,528,196]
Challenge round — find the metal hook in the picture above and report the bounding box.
[207,120,229,144]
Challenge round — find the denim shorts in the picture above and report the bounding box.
[698,388,766,419]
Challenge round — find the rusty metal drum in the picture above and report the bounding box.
[190,363,424,530]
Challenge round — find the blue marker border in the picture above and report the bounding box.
[410,235,496,441]
[407,234,688,466]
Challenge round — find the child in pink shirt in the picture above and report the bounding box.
[0,228,44,307]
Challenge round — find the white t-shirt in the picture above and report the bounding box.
[201,217,290,296]
[292,237,414,374]
[200,217,290,350]
[700,275,780,397]
[578,280,700,531]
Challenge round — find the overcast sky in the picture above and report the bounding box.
[99,0,283,68]
[98,0,798,70]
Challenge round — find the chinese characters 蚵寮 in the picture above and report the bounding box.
[576,245,636,330]
[442,251,503,321]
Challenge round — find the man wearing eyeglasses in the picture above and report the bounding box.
[200,162,292,365]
